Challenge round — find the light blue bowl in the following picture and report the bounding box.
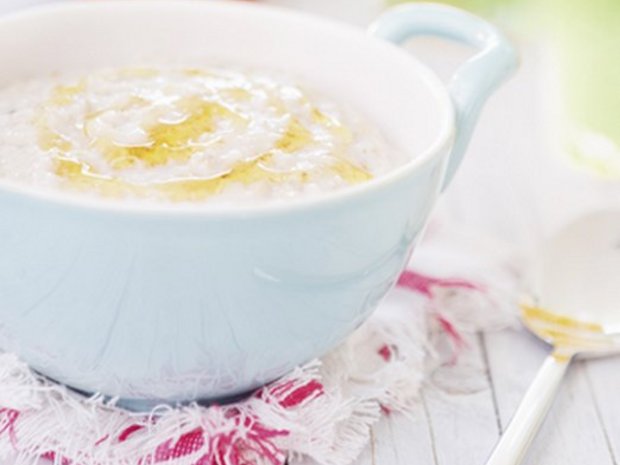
[0,1,517,410]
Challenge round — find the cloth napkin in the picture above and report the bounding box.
[0,217,519,465]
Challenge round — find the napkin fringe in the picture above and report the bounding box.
[0,266,517,465]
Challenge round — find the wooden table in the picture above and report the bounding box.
[341,329,620,465]
[3,2,620,465]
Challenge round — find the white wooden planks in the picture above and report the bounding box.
[422,336,500,465]
[373,404,436,465]
[583,356,620,464]
[479,329,616,465]
[341,330,620,465]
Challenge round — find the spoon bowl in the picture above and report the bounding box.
[531,210,620,332]
[487,210,620,465]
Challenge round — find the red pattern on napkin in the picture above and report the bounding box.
[0,269,480,465]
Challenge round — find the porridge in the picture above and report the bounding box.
[0,67,403,204]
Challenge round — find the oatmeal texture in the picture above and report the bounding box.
[0,67,401,204]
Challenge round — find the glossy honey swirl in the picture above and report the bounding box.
[35,67,381,202]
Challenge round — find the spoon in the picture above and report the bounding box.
[486,210,620,465]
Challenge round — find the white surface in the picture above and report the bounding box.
[353,37,620,465]
[534,211,620,326]
[284,2,620,465]
[486,355,571,465]
[1,1,620,464]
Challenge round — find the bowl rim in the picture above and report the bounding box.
[0,0,455,219]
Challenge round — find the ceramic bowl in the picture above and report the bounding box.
[0,1,516,410]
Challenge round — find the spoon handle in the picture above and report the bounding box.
[485,354,571,465]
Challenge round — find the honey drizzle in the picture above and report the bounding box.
[521,304,608,360]
[49,81,86,106]
[275,118,313,152]
[53,152,371,201]
[521,305,603,333]
[40,69,374,201]
[38,125,72,152]
[330,159,373,183]
[311,107,353,143]
[101,99,247,169]
[54,154,286,200]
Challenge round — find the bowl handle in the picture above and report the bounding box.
[369,3,518,190]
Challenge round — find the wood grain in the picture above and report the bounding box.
[373,404,436,465]
[485,329,616,465]
[423,337,500,465]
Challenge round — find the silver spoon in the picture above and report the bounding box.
[486,210,620,465]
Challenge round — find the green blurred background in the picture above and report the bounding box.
[388,0,620,177]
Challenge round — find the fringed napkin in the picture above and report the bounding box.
[0,219,519,465]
